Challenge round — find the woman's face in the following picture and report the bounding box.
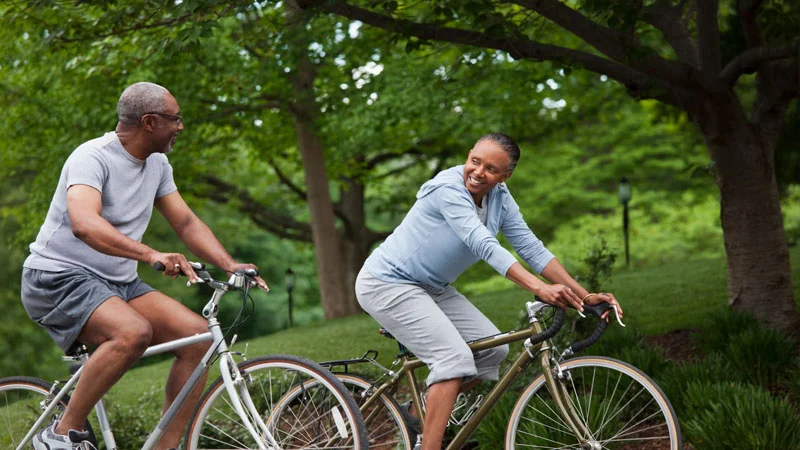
[463,139,512,205]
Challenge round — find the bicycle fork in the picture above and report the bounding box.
[540,353,599,450]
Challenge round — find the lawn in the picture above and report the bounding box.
[103,248,800,423]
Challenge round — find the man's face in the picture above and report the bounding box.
[148,93,183,154]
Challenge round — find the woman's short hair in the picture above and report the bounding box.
[477,132,520,171]
[117,82,170,126]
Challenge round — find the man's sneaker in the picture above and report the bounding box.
[32,421,96,450]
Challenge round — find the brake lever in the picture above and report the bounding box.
[613,305,626,327]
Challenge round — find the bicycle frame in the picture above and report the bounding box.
[348,302,595,450]
[15,272,277,450]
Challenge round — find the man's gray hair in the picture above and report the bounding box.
[117,82,170,126]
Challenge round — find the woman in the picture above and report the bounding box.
[355,132,622,450]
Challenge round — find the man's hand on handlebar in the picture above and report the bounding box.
[227,262,270,292]
[149,252,201,283]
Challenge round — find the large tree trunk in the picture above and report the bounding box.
[285,0,357,318]
[697,94,799,335]
[338,180,382,311]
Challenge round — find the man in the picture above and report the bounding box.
[21,81,268,450]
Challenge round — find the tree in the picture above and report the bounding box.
[300,0,800,333]
[0,2,508,317]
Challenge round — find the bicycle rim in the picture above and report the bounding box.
[0,376,93,449]
[186,354,368,450]
[336,374,413,450]
[506,356,681,450]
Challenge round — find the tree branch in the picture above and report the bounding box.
[641,1,699,66]
[720,40,800,85]
[302,0,708,93]
[512,0,634,62]
[695,0,721,75]
[366,146,427,169]
[268,159,308,200]
[202,175,314,242]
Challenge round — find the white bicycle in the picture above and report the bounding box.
[0,263,368,450]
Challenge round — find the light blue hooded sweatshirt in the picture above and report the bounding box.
[364,165,555,293]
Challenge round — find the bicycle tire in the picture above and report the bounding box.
[335,373,414,450]
[506,356,681,450]
[185,354,369,450]
[0,376,95,449]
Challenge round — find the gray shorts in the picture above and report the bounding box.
[21,267,155,354]
[355,268,509,386]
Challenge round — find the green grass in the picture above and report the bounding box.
[101,249,800,425]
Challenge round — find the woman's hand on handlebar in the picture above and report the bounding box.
[584,292,624,321]
[227,262,270,292]
[535,283,584,312]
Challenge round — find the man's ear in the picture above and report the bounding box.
[140,114,156,131]
[502,170,513,183]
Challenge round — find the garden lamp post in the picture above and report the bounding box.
[618,177,632,267]
[285,268,295,328]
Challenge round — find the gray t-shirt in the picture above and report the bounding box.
[24,132,178,283]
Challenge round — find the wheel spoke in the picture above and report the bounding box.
[507,358,679,450]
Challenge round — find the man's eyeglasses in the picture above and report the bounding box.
[144,112,183,124]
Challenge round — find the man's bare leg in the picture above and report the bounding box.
[56,298,153,434]
[129,291,210,450]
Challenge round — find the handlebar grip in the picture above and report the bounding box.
[568,301,613,354]
[152,261,206,273]
[529,307,566,346]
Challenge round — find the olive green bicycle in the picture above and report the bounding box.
[318,300,681,450]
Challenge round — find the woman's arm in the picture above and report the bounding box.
[505,261,584,311]
[540,259,624,319]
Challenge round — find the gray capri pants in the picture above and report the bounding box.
[355,268,509,386]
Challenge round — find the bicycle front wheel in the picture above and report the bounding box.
[185,354,368,450]
[506,356,681,450]
[0,376,94,449]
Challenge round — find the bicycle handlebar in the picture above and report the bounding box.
[527,301,566,346]
[567,302,615,355]
[152,261,258,290]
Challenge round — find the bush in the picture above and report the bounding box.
[656,354,732,416]
[106,387,163,448]
[683,381,800,450]
[722,326,796,389]
[695,308,761,354]
[473,392,517,450]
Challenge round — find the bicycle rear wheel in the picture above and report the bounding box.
[0,376,94,449]
[506,356,681,450]
[336,374,413,450]
[185,354,368,450]
[271,373,412,449]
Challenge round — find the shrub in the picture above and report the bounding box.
[695,308,761,354]
[683,381,800,450]
[473,392,517,450]
[721,326,796,388]
[106,387,163,448]
[656,354,732,416]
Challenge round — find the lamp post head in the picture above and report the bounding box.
[285,268,295,292]
[618,177,632,205]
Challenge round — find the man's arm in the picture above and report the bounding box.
[67,184,198,279]
[68,184,158,262]
[155,191,268,289]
